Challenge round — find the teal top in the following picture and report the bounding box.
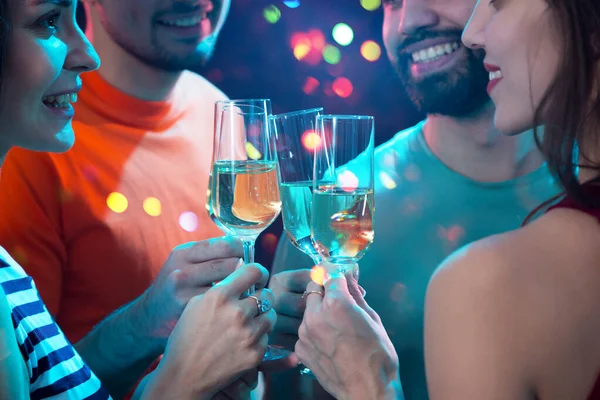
[271,120,561,399]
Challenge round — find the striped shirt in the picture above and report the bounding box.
[0,246,111,399]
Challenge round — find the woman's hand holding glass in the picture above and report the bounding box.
[295,270,403,400]
[141,263,277,399]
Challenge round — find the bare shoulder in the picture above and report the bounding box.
[430,207,600,295]
[426,208,600,398]
[178,71,228,102]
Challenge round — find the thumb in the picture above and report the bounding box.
[323,270,353,301]
[346,275,381,323]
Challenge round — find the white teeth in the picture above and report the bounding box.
[489,70,503,80]
[411,41,461,64]
[161,15,203,27]
[42,92,77,108]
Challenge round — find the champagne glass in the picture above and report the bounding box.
[271,108,323,265]
[207,99,273,229]
[311,115,375,278]
[210,100,289,362]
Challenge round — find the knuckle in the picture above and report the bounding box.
[207,288,228,307]
[269,272,281,288]
[247,348,264,368]
[233,305,248,322]
[293,270,311,286]
[324,295,348,312]
[298,321,309,342]
[217,236,243,255]
[244,264,264,282]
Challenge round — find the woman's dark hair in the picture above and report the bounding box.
[533,0,600,207]
[0,0,9,102]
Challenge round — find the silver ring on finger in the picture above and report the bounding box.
[248,295,272,316]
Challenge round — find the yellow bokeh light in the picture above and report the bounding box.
[246,142,262,160]
[143,197,162,217]
[360,40,382,62]
[293,43,311,60]
[360,0,381,11]
[106,192,128,213]
[310,265,326,286]
[379,171,397,189]
[301,130,322,151]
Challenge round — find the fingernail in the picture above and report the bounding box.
[236,258,244,270]
[358,285,367,297]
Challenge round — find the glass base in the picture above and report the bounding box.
[261,345,292,362]
[299,365,317,379]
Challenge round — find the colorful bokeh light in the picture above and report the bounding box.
[310,265,326,286]
[283,0,300,8]
[179,211,199,232]
[332,23,354,46]
[293,42,311,60]
[246,142,262,160]
[301,129,322,151]
[379,171,397,190]
[261,233,279,254]
[337,170,359,192]
[308,29,325,50]
[322,45,341,65]
[263,5,281,24]
[143,197,162,217]
[360,0,381,11]
[107,192,128,213]
[332,77,354,98]
[302,77,320,95]
[361,40,382,62]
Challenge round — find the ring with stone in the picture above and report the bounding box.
[301,290,324,300]
[248,295,271,316]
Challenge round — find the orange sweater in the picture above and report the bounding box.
[0,70,225,343]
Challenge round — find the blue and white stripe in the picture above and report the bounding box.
[0,246,110,399]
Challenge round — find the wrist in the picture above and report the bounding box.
[383,378,404,400]
[142,360,214,400]
[136,290,169,356]
[346,379,403,400]
[346,366,403,400]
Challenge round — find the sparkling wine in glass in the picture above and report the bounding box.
[210,100,289,362]
[271,108,323,265]
[312,115,375,277]
[207,99,273,230]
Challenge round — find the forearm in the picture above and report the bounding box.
[75,293,165,398]
[134,363,213,400]
[347,377,404,400]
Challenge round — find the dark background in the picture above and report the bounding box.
[78,0,423,269]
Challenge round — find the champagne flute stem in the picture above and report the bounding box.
[333,262,359,281]
[309,255,323,266]
[243,239,256,296]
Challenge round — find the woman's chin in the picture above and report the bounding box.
[494,113,534,136]
[50,126,75,153]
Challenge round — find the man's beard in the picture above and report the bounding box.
[394,33,490,117]
[106,23,215,73]
[99,1,223,73]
